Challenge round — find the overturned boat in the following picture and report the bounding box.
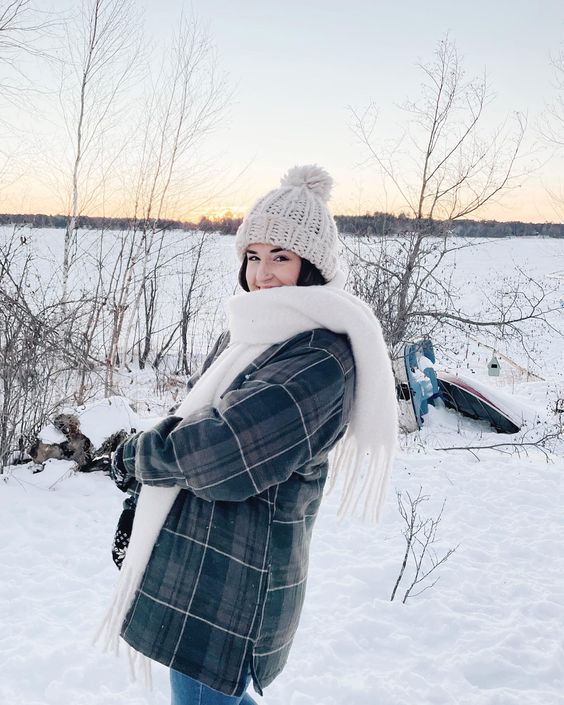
[400,339,522,434]
[435,370,521,434]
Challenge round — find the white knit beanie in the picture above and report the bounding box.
[235,165,340,282]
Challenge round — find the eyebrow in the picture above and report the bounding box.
[245,247,287,254]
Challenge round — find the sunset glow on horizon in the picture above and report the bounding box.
[1,0,563,226]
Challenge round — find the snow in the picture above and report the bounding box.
[38,397,158,450]
[418,355,435,371]
[38,426,67,444]
[70,397,159,448]
[1,234,564,704]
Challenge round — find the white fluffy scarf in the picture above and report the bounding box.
[95,272,398,675]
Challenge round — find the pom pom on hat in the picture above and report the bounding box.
[280,165,333,203]
[235,164,340,282]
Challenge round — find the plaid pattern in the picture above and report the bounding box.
[118,328,355,696]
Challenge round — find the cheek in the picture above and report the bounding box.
[289,259,301,284]
[245,262,256,287]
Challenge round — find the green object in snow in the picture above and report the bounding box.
[488,354,501,376]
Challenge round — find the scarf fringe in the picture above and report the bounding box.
[93,562,153,688]
[128,644,153,689]
[329,434,394,524]
[94,563,137,653]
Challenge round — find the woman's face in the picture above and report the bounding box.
[245,242,301,291]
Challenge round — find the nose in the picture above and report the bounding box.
[257,259,273,282]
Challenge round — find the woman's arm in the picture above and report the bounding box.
[111,331,230,490]
[120,337,352,502]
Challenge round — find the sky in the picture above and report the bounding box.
[2,0,564,223]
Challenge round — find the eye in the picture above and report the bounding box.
[274,255,289,262]
[246,254,259,261]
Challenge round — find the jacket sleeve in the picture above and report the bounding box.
[129,344,350,502]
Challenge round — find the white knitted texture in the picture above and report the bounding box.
[235,165,339,281]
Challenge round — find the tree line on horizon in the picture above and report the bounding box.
[0,211,563,238]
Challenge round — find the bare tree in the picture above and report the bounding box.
[541,44,564,218]
[543,45,564,148]
[60,0,138,303]
[352,38,524,223]
[0,0,53,96]
[101,13,227,390]
[129,13,227,227]
[349,37,529,357]
[0,1,56,204]
[73,229,111,405]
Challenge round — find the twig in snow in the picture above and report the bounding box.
[391,487,459,604]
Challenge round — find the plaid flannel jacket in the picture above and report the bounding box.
[117,328,355,696]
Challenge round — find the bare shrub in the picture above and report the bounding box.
[391,487,458,603]
[0,232,88,469]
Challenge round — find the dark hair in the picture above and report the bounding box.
[238,254,326,291]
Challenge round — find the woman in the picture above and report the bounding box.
[100,165,397,703]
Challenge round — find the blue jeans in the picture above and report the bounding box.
[170,668,258,705]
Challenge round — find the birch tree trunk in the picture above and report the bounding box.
[61,0,137,304]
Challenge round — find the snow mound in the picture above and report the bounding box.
[39,396,161,451]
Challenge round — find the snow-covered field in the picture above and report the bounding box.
[1,234,563,705]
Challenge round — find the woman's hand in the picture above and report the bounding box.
[110,436,139,492]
